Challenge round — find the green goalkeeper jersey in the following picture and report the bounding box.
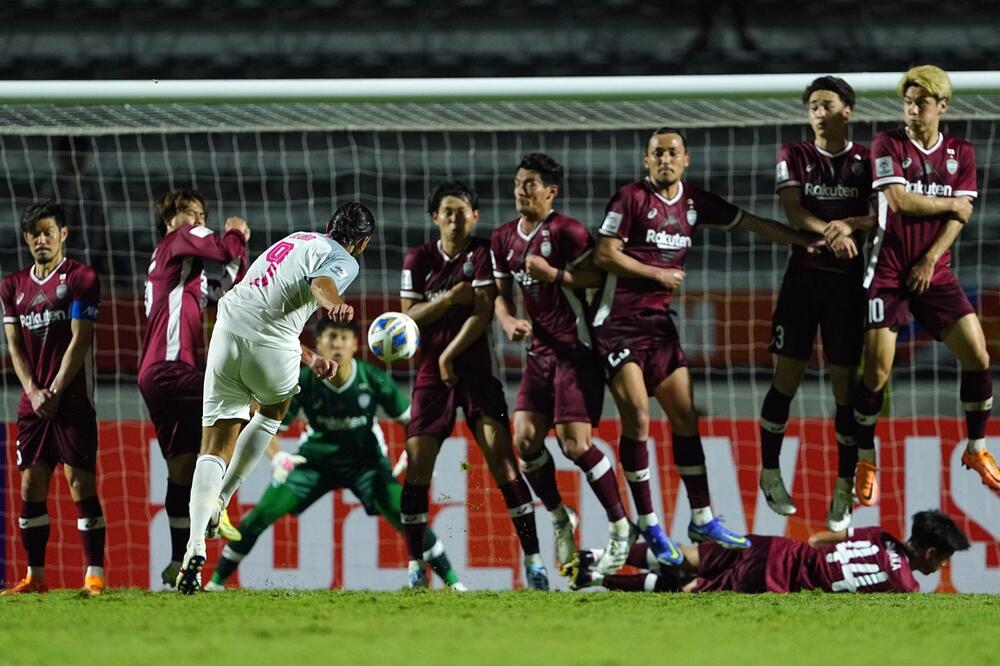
[281,359,409,467]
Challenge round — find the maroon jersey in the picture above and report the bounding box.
[1,258,100,416]
[400,238,496,386]
[592,179,742,325]
[490,211,594,353]
[767,527,919,593]
[775,140,872,275]
[865,129,977,288]
[139,225,247,376]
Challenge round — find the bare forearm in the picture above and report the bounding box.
[887,188,959,218]
[741,214,819,248]
[494,292,518,325]
[846,214,876,232]
[441,313,488,362]
[406,297,452,327]
[266,435,282,459]
[595,244,662,282]
[784,207,830,235]
[5,329,38,394]
[924,218,964,262]
[49,336,91,395]
[560,266,603,289]
[309,278,344,311]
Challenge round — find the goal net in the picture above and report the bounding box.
[2,75,999,592]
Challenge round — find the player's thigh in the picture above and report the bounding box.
[278,464,333,517]
[941,313,991,370]
[771,354,808,397]
[512,410,552,456]
[608,362,651,439]
[818,278,866,370]
[769,273,818,363]
[653,366,698,436]
[406,383,458,442]
[63,464,97,501]
[19,462,53,502]
[14,414,58,478]
[861,327,898,390]
[513,352,556,430]
[553,349,603,430]
[355,461,401,522]
[241,345,301,408]
[472,414,519,483]
[202,329,253,426]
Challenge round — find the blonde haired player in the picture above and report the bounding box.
[176,203,375,593]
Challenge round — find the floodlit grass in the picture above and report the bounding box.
[2,589,998,665]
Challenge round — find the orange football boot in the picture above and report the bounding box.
[1,576,48,595]
[81,574,106,597]
[855,459,879,506]
[961,449,1000,492]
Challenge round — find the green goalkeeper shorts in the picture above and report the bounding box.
[282,454,397,517]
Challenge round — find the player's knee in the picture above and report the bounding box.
[621,408,649,438]
[560,436,589,460]
[670,409,698,436]
[66,475,96,500]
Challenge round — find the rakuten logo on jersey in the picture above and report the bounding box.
[19,309,66,331]
[804,183,860,200]
[905,181,953,197]
[645,229,692,250]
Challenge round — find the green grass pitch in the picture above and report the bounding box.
[2,590,998,665]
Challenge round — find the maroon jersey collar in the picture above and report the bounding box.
[516,210,555,241]
[905,130,944,155]
[643,177,685,206]
[814,140,854,158]
[436,239,469,263]
[29,257,67,286]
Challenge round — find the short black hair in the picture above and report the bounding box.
[153,189,208,238]
[909,510,970,556]
[326,202,376,246]
[316,317,358,338]
[649,127,688,151]
[427,180,479,215]
[517,152,563,188]
[20,200,66,234]
[802,76,856,109]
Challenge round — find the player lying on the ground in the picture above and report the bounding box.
[492,152,633,574]
[1,201,106,597]
[758,76,874,530]
[567,510,968,594]
[206,319,466,591]
[399,180,548,590]
[177,202,374,594]
[830,65,996,506]
[138,188,249,588]
[591,127,823,558]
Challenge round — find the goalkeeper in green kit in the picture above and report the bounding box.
[206,318,465,590]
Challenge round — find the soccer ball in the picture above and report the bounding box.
[367,312,420,362]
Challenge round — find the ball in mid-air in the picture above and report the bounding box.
[367,312,420,362]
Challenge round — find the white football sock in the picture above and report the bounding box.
[188,454,226,552]
[220,413,282,507]
[968,438,987,454]
[691,506,714,526]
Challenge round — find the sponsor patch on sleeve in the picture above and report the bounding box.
[776,160,790,183]
[600,211,623,235]
[401,269,413,290]
[875,156,894,178]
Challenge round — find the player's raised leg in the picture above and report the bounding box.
[758,356,806,516]
[853,326,897,507]
[655,367,750,549]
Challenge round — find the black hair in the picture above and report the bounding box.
[426,180,479,215]
[517,152,563,188]
[909,510,970,556]
[153,189,208,238]
[802,76,857,109]
[20,200,66,234]
[326,202,376,246]
[316,317,358,338]
[650,127,688,151]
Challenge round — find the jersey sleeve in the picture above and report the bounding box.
[309,240,359,295]
[871,133,908,190]
[374,366,410,420]
[1,276,16,325]
[598,188,632,240]
[692,189,743,230]
[471,244,494,288]
[68,266,101,321]
[954,142,978,199]
[400,247,424,301]
[174,225,248,264]
[775,144,801,191]
[490,228,511,278]
[560,218,594,267]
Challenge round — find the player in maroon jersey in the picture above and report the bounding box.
[569,510,967,594]
[758,77,875,531]
[491,153,632,574]
[825,66,996,505]
[592,127,822,553]
[1,201,106,596]
[138,189,249,588]
[399,180,547,590]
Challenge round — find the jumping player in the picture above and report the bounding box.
[399,180,547,590]
[1,201,106,596]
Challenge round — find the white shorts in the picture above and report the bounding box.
[201,328,301,426]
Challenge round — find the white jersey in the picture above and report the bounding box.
[216,231,359,350]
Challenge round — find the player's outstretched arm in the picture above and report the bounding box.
[882,184,973,221]
[593,236,685,290]
[493,276,531,342]
[403,281,473,328]
[438,285,495,386]
[737,212,824,251]
[524,254,602,289]
[778,188,834,236]
[310,276,354,322]
[907,218,965,295]
[808,529,848,548]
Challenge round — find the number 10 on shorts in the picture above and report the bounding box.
[868,297,885,324]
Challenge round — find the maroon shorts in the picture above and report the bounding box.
[866,269,975,340]
[514,347,603,426]
[407,374,509,440]
[769,269,865,366]
[594,312,686,396]
[138,361,205,459]
[15,409,99,473]
[691,537,771,593]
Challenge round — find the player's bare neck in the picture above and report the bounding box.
[331,358,354,386]
[815,134,847,155]
[32,254,64,280]
[518,210,551,235]
[439,237,470,258]
[906,125,939,149]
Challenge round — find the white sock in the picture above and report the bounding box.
[86,566,104,578]
[524,553,543,568]
[220,413,282,507]
[188,454,226,551]
[858,449,876,463]
[760,468,781,482]
[611,517,630,536]
[643,573,659,592]
[691,506,714,526]
[968,438,987,454]
[645,546,661,573]
[637,513,657,530]
[27,566,44,579]
[551,504,569,523]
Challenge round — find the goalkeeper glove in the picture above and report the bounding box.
[271,450,306,484]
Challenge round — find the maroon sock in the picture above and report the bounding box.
[759,386,793,469]
[499,476,540,556]
[853,382,883,452]
[673,433,711,509]
[619,436,654,515]
[74,496,105,568]
[521,447,563,512]
[400,482,429,561]
[603,573,655,592]
[835,404,858,478]
[961,369,993,440]
[627,542,650,569]
[19,500,49,568]
[165,481,191,564]
[575,446,626,522]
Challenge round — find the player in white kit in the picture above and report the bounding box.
[177,203,375,593]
